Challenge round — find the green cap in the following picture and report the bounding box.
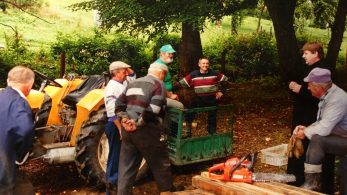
[160,44,176,53]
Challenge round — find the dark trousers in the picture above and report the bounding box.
[0,170,34,195]
[287,137,310,186]
[306,135,347,194]
[338,156,347,195]
[117,123,173,195]
[105,121,121,190]
[186,95,217,134]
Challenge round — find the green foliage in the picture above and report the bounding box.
[51,32,150,76]
[71,0,257,39]
[295,0,338,30]
[204,32,279,81]
[0,30,57,87]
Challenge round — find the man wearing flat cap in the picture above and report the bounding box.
[294,68,347,194]
[115,62,174,194]
[155,44,184,109]
[104,61,135,194]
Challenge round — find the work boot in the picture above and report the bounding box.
[301,173,321,191]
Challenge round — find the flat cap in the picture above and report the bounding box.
[304,67,331,83]
[109,61,131,73]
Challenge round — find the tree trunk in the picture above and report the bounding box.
[178,22,203,105]
[264,0,302,82]
[179,22,203,77]
[256,4,266,32]
[326,0,347,71]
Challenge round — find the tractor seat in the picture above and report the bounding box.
[62,75,105,108]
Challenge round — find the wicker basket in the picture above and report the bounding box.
[260,144,288,166]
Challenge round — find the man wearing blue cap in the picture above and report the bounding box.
[155,44,184,109]
[294,68,347,194]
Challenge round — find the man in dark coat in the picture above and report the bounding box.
[287,42,335,194]
[0,66,35,194]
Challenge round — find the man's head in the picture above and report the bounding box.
[302,42,324,65]
[304,68,332,98]
[198,57,210,73]
[148,62,168,81]
[159,44,176,64]
[7,66,35,96]
[109,61,131,81]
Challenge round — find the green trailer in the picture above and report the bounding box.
[164,104,234,165]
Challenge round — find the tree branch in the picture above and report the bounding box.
[0,22,16,33]
[1,0,54,24]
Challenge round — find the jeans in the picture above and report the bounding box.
[105,121,121,189]
[117,123,173,195]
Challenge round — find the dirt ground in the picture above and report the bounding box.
[21,82,294,194]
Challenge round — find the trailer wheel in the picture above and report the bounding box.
[75,107,108,188]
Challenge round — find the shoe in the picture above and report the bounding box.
[301,172,321,192]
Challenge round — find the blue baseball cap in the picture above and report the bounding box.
[160,44,176,53]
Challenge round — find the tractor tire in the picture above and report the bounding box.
[35,94,52,128]
[75,107,108,188]
[75,106,152,188]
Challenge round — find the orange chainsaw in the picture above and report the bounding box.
[208,153,296,183]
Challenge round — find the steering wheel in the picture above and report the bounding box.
[34,70,63,88]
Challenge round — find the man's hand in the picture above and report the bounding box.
[216,91,223,99]
[113,119,123,140]
[294,125,306,139]
[121,118,137,132]
[167,91,179,100]
[126,68,134,75]
[289,81,302,93]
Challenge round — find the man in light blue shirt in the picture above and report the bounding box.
[294,68,347,194]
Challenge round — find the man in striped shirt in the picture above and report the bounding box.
[174,57,228,137]
[115,63,173,194]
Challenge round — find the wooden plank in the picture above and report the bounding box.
[193,175,283,195]
[254,182,325,195]
[161,189,214,195]
[197,172,325,195]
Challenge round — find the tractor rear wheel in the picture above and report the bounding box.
[75,107,108,188]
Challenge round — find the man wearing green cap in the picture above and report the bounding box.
[155,44,184,109]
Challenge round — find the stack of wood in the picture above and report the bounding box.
[162,172,324,195]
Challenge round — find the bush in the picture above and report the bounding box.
[204,32,279,81]
[51,31,150,77]
[0,31,57,87]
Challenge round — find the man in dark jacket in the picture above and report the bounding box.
[287,42,334,194]
[0,66,35,194]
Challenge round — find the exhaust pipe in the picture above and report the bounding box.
[42,147,75,164]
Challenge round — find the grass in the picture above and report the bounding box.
[0,0,94,50]
[1,0,346,63]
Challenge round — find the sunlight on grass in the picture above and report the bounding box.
[0,0,94,50]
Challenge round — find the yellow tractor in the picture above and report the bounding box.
[27,70,109,187]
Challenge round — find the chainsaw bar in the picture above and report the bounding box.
[252,173,296,183]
